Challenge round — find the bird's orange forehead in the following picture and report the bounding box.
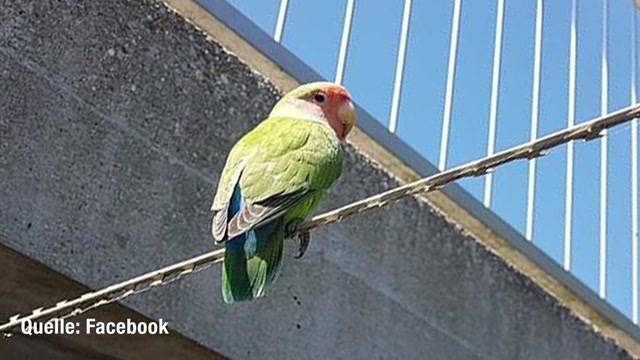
[322,85,351,101]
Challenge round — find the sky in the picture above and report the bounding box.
[225,0,640,321]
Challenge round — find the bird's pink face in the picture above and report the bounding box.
[305,85,356,141]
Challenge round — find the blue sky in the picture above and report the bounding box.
[226,0,639,321]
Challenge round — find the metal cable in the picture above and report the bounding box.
[2,103,640,335]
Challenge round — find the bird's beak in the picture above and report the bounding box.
[338,99,356,139]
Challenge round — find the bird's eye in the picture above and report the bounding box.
[314,92,326,103]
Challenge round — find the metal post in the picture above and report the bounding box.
[631,5,638,324]
[389,0,413,133]
[599,0,609,299]
[483,0,506,207]
[526,0,544,241]
[273,0,289,43]
[439,0,462,170]
[335,0,355,85]
[564,0,578,271]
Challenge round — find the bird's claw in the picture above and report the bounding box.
[286,220,311,259]
[294,231,310,259]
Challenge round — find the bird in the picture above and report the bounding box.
[210,82,357,303]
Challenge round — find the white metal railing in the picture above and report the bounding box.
[526,0,544,242]
[600,0,609,300]
[439,0,462,171]
[388,0,412,134]
[564,0,578,272]
[483,0,505,208]
[273,0,289,43]
[631,6,638,324]
[334,0,355,85]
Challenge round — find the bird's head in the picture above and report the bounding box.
[270,82,357,141]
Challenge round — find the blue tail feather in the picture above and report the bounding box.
[222,184,284,303]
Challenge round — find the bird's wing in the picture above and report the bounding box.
[212,117,341,242]
[225,188,310,239]
[210,127,254,242]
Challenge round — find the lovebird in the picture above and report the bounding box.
[211,82,357,303]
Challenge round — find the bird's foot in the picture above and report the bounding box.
[286,220,311,259]
[294,231,310,259]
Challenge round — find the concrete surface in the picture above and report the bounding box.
[0,0,634,359]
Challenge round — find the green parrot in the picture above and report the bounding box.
[211,82,357,303]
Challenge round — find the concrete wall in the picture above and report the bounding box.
[0,0,633,359]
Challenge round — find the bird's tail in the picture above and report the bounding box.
[221,221,284,303]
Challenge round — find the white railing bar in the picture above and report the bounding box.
[631,7,639,325]
[483,0,506,207]
[526,0,544,241]
[273,0,289,43]
[334,0,355,85]
[564,0,578,271]
[599,0,609,299]
[438,0,462,170]
[388,0,413,133]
